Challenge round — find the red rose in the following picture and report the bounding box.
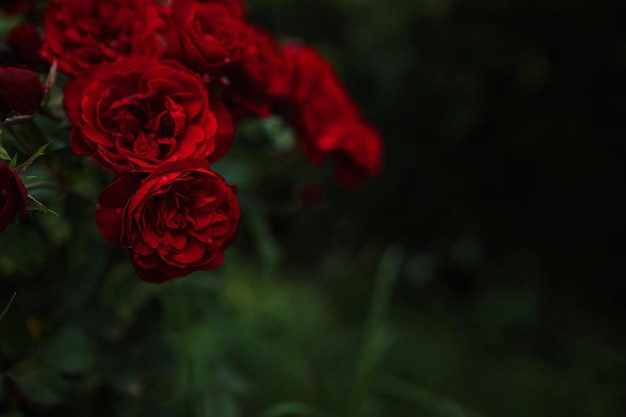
[5,23,48,70]
[41,0,164,75]
[0,159,27,233]
[278,44,383,186]
[64,57,234,175]
[0,66,45,121]
[317,121,383,188]
[96,159,240,282]
[161,0,248,73]
[281,45,360,136]
[218,25,289,119]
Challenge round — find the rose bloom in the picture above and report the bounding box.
[219,24,289,119]
[161,0,248,73]
[0,159,27,233]
[5,23,49,70]
[0,66,45,121]
[279,44,383,187]
[64,57,234,175]
[317,121,383,188]
[41,0,164,75]
[96,159,240,283]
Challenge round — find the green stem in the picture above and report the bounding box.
[24,181,58,191]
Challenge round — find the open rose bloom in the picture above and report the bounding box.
[0,0,382,282]
[96,159,240,283]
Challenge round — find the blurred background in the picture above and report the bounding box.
[2,0,626,416]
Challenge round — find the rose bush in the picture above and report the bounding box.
[95,159,240,283]
[63,57,234,175]
[41,0,164,75]
[1,0,383,282]
[0,1,390,414]
[0,66,44,121]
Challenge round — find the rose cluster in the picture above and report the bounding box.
[33,0,383,281]
[61,56,240,283]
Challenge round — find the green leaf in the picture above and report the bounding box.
[11,358,68,406]
[26,194,59,216]
[10,359,67,406]
[0,145,10,161]
[260,116,296,152]
[45,327,93,375]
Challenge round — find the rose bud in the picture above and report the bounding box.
[0,66,45,121]
[0,159,28,233]
[5,23,49,70]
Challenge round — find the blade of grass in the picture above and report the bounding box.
[0,292,17,322]
[346,243,405,417]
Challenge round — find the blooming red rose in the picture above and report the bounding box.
[218,24,289,119]
[278,44,383,186]
[281,45,360,135]
[317,121,383,188]
[41,0,164,75]
[0,66,45,121]
[5,23,48,70]
[96,159,240,282]
[161,0,248,73]
[0,159,27,233]
[64,57,234,175]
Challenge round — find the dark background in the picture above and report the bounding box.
[245,0,626,415]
